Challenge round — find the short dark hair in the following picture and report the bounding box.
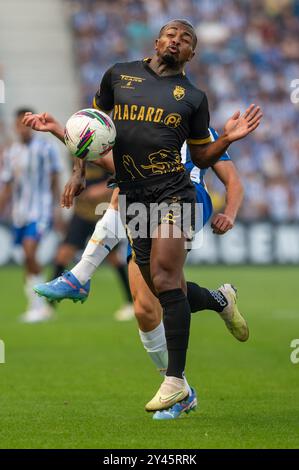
[159,19,197,49]
[15,108,35,118]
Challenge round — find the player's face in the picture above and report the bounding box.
[15,115,32,142]
[155,23,196,67]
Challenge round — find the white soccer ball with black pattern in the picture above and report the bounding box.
[64,108,116,161]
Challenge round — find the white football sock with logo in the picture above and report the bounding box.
[71,208,126,285]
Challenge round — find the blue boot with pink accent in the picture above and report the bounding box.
[34,271,90,304]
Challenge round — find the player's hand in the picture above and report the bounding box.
[22,112,60,133]
[61,173,86,209]
[224,104,263,143]
[211,213,234,235]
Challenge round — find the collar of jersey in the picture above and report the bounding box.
[142,58,185,79]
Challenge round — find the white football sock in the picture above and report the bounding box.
[25,274,47,310]
[71,208,126,285]
[139,321,192,395]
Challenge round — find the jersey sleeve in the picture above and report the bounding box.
[209,127,231,161]
[92,66,114,112]
[0,149,13,183]
[187,93,212,145]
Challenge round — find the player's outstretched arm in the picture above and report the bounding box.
[210,160,244,235]
[22,112,65,143]
[190,104,263,169]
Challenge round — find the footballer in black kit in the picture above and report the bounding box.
[21,19,262,413]
[91,19,262,412]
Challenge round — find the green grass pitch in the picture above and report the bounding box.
[0,265,298,449]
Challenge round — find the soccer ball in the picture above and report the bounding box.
[64,108,116,161]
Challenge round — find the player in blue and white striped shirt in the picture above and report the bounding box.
[0,109,61,322]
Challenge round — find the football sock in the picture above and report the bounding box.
[187,281,228,313]
[159,288,191,379]
[115,264,132,302]
[71,208,125,285]
[139,321,168,374]
[71,256,99,286]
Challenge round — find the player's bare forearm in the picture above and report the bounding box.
[72,157,86,177]
[61,160,86,208]
[224,177,244,222]
[215,161,244,220]
[189,134,231,169]
[211,160,244,234]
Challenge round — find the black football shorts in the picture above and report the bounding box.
[118,171,197,266]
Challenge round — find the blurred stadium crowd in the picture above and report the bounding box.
[67,0,299,221]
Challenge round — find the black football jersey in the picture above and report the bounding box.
[93,59,212,182]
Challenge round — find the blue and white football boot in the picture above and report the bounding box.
[152,388,197,420]
[34,271,90,303]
